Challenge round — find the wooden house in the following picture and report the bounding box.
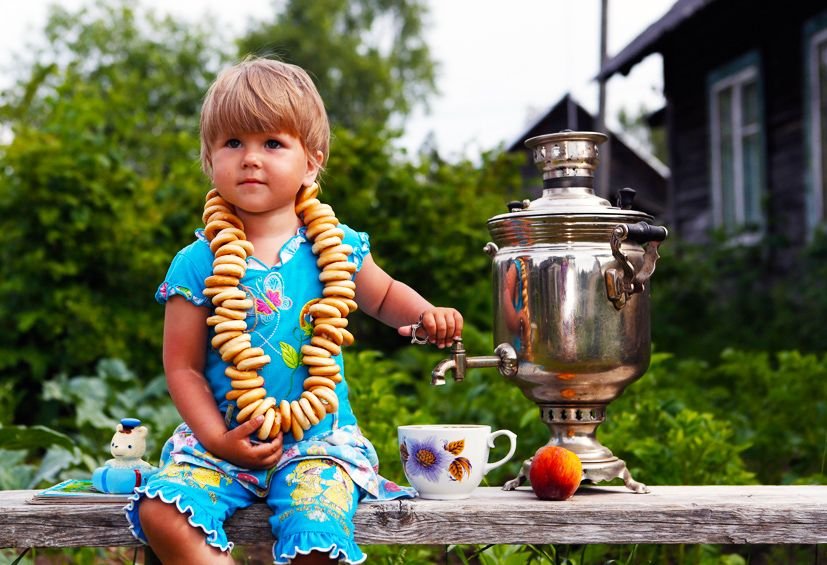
[598,0,827,250]
[508,93,669,219]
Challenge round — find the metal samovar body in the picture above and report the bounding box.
[430,131,667,493]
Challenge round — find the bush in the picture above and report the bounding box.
[651,229,827,360]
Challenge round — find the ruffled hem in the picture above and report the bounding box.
[123,485,233,553]
[273,532,366,564]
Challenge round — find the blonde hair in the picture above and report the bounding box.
[199,57,330,176]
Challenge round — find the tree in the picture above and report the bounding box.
[237,0,436,130]
[0,2,223,410]
[320,127,524,348]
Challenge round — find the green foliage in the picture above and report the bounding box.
[326,127,524,346]
[449,543,758,565]
[0,359,177,491]
[452,543,565,564]
[604,348,827,485]
[602,397,756,486]
[0,2,222,414]
[42,358,179,464]
[2,0,826,562]
[651,228,827,360]
[0,425,73,451]
[237,0,435,129]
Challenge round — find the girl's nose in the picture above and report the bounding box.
[242,150,262,168]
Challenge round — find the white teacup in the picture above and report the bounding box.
[398,424,517,499]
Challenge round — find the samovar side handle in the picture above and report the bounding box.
[605,222,668,310]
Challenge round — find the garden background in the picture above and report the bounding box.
[0,1,825,563]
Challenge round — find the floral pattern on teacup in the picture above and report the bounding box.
[400,436,473,482]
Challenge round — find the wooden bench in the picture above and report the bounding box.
[2,485,826,549]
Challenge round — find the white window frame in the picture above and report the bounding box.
[709,64,762,232]
[807,27,827,232]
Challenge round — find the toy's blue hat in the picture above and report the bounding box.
[120,418,142,431]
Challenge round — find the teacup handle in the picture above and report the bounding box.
[484,429,517,474]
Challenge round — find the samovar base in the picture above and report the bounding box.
[502,456,648,494]
[502,404,649,494]
[581,457,649,493]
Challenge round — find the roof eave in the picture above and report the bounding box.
[596,0,716,80]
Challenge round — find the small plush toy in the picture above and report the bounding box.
[91,418,158,494]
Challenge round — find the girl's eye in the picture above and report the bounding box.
[265,139,281,149]
[226,139,241,148]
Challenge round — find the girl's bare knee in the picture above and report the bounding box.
[139,497,177,532]
[138,497,193,546]
[139,498,233,564]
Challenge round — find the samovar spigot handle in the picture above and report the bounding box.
[605,222,669,310]
[431,338,466,385]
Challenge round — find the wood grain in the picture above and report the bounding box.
[2,485,826,548]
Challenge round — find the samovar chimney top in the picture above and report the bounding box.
[522,130,612,211]
[524,130,607,181]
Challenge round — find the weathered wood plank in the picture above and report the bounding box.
[2,486,826,548]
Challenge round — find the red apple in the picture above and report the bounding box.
[529,446,583,501]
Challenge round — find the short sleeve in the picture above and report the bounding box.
[339,224,371,272]
[155,235,213,307]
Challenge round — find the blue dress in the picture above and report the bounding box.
[124,225,414,563]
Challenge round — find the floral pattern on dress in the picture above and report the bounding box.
[164,422,414,501]
[156,282,208,306]
[287,460,354,516]
[157,462,234,504]
[244,271,293,352]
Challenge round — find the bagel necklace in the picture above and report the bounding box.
[201,181,357,442]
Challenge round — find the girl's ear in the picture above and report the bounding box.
[303,149,325,186]
[203,155,214,178]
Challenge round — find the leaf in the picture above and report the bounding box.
[443,439,464,455]
[29,446,77,488]
[0,425,74,451]
[399,442,409,463]
[280,342,300,369]
[448,457,472,482]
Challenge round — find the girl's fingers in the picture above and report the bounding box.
[443,315,456,346]
[231,416,264,437]
[422,311,437,344]
[433,315,448,346]
[253,442,282,464]
[410,308,465,348]
[453,310,464,337]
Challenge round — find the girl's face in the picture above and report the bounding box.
[209,130,321,216]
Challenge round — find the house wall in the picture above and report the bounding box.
[662,1,823,251]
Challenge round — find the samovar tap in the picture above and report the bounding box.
[430,338,518,385]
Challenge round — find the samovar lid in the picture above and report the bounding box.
[489,130,651,222]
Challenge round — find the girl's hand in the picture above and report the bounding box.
[209,416,283,469]
[398,307,463,349]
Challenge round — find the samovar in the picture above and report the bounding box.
[428,130,667,493]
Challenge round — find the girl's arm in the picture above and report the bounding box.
[354,253,463,348]
[163,296,282,468]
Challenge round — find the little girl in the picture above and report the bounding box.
[125,57,462,564]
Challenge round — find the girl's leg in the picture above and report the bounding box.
[139,497,234,565]
[268,459,364,565]
[126,462,253,564]
[291,551,337,564]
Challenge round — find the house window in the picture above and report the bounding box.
[805,15,827,233]
[708,52,765,234]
